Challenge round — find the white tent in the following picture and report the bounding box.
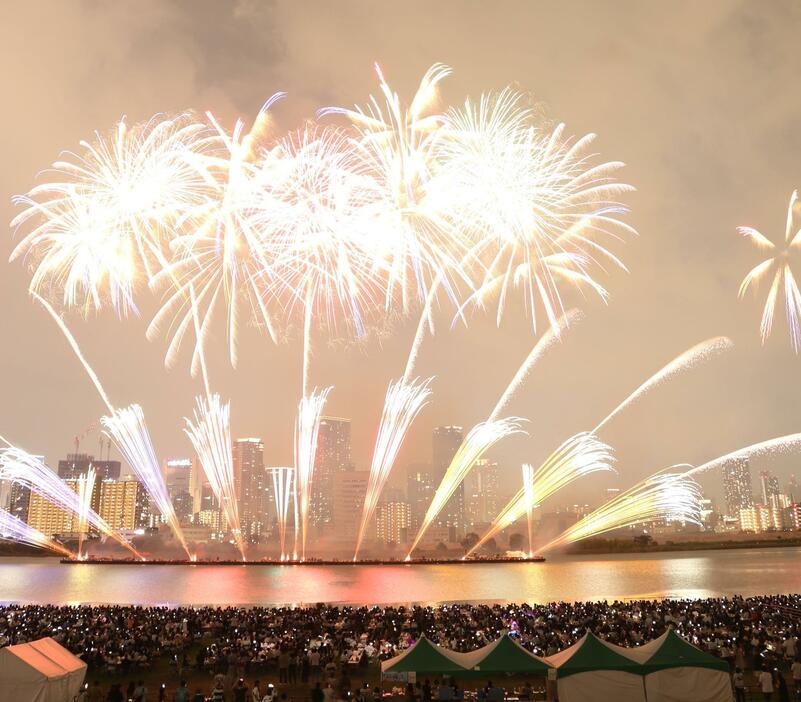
[621,630,733,702]
[0,636,87,702]
[545,632,646,702]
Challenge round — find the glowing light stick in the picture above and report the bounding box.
[102,404,192,558]
[354,377,432,560]
[540,472,702,553]
[294,388,331,560]
[183,394,245,559]
[468,432,614,556]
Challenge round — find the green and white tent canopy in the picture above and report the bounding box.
[459,635,550,676]
[381,636,469,675]
[545,632,644,677]
[621,629,730,674]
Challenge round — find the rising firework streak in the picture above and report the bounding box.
[103,405,192,558]
[294,388,331,561]
[270,467,295,561]
[184,394,245,559]
[355,377,433,560]
[682,433,801,479]
[539,472,702,553]
[407,417,526,557]
[76,467,96,560]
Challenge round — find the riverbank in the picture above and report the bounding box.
[565,534,801,554]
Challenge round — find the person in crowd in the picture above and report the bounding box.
[760,667,775,701]
[175,681,189,702]
[211,679,225,702]
[233,679,248,702]
[733,667,746,702]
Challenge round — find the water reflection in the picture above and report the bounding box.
[0,547,799,606]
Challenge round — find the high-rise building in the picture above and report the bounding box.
[432,426,465,542]
[8,483,31,523]
[464,459,500,527]
[332,470,368,541]
[162,459,194,522]
[722,457,753,516]
[311,417,352,532]
[376,501,411,545]
[98,480,145,531]
[27,478,101,537]
[57,453,120,481]
[786,475,798,503]
[407,463,434,536]
[760,471,781,505]
[233,438,272,543]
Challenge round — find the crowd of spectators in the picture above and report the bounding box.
[2,594,801,700]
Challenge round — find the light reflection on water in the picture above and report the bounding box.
[0,547,800,606]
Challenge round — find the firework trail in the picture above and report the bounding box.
[407,417,526,557]
[0,446,143,559]
[294,387,331,560]
[102,405,192,558]
[540,472,703,553]
[321,63,471,316]
[682,433,801,479]
[438,89,634,335]
[522,463,535,557]
[32,293,114,414]
[467,432,614,557]
[148,96,284,372]
[270,467,295,561]
[592,337,733,435]
[184,394,245,559]
[10,114,211,315]
[487,309,581,422]
[354,377,433,560]
[738,191,801,352]
[0,508,74,558]
[76,467,96,559]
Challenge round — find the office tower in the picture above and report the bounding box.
[406,462,434,536]
[332,470,368,541]
[464,459,500,526]
[311,417,352,532]
[57,453,120,480]
[162,458,194,522]
[722,457,753,516]
[98,480,145,531]
[233,438,272,543]
[376,501,411,545]
[432,426,465,542]
[8,483,31,523]
[760,471,782,506]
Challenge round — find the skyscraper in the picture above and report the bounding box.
[332,470,369,542]
[311,417,352,532]
[406,462,434,537]
[432,426,465,542]
[464,458,500,527]
[760,471,782,506]
[162,458,194,522]
[376,501,411,545]
[233,438,272,543]
[722,457,753,516]
[57,453,120,480]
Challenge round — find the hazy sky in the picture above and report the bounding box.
[2,1,800,506]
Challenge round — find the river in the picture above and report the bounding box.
[1,546,799,606]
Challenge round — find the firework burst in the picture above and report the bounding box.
[738,191,801,352]
[270,467,295,561]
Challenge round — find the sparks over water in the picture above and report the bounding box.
[0,508,74,558]
[468,432,614,557]
[540,472,703,553]
[355,377,433,560]
[183,394,245,559]
[76,467,96,560]
[294,388,331,561]
[102,405,192,558]
[270,467,295,561]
